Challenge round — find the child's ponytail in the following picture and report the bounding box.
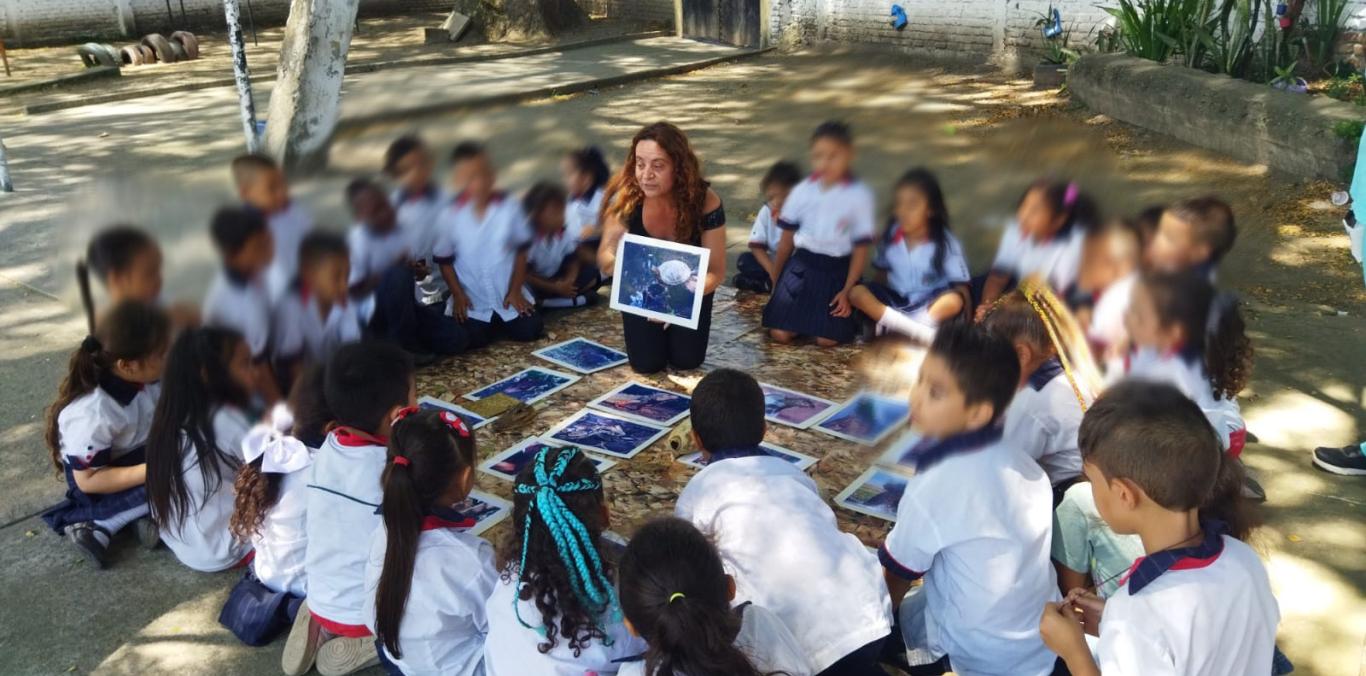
[1201,445,1262,542]
[375,408,476,659]
[1203,291,1253,400]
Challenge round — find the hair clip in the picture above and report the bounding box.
[392,455,411,467]
[668,592,686,604]
[438,411,470,438]
[391,406,419,426]
[1063,182,1079,209]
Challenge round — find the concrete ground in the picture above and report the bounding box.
[0,40,1362,675]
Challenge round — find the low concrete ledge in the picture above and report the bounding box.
[1068,53,1361,180]
[0,66,119,97]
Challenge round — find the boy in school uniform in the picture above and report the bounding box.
[1040,381,1280,676]
[271,230,362,375]
[283,341,415,676]
[1146,196,1236,279]
[523,181,601,308]
[881,323,1059,676]
[734,160,802,293]
[233,154,314,302]
[433,142,543,348]
[384,135,448,306]
[202,205,283,405]
[675,368,893,675]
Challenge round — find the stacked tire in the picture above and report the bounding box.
[83,32,200,68]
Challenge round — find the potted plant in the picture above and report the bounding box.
[1034,5,1079,89]
[1270,61,1309,93]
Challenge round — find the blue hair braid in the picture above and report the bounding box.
[512,445,619,642]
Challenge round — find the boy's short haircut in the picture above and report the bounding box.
[811,120,853,145]
[324,341,414,433]
[450,141,486,164]
[298,230,349,270]
[345,177,380,205]
[86,225,156,279]
[230,153,279,190]
[522,181,568,218]
[384,135,425,175]
[1168,196,1236,262]
[689,368,766,450]
[1079,380,1221,511]
[209,206,268,257]
[929,322,1019,422]
[981,290,1051,354]
[761,160,803,192]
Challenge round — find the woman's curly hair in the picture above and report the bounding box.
[602,121,708,243]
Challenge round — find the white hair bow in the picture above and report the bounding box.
[242,404,312,475]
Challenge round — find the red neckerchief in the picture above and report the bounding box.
[332,427,388,447]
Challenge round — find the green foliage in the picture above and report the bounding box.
[1034,5,1082,65]
[1103,0,1189,62]
[1333,119,1365,141]
[1195,0,1263,78]
[1271,60,1301,87]
[1324,73,1366,104]
[1296,0,1352,76]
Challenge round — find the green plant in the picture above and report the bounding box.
[1324,73,1364,102]
[1271,60,1301,86]
[1034,5,1082,64]
[1297,0,1351,76]
[1194,0,1264,77]
[1333,119,1365,141]
[1104,0,1186,62]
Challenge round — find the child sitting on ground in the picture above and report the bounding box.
[522,181,601,309]
[1050,480,1144,600]
[202,205,282,405]
[734,160,801,293]
[483,445,644,674]
[385,135,448,306]
[233,154,313,302]
[1039,381,1279,676]
[42,300,171,568]
[561,146,612,267]
[764,121,877,346]
[145,327,254,572]
[284,341,414,676]
[675,368,891,674]
[982,290,1085,498]
[434,142,543,347]
[1146,196,1237,279]
[271,230,362,377]
[81,225,198,327]
[881,323,1058,675]
[616,516,813,676]
[976,179,1096,319]
[1076,218,1144,373]
[849,167,971,342]
[364,407,497,675]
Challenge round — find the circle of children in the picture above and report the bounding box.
[41,118,1286,676]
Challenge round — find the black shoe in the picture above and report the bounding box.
[408,350,439,368]
[134,517,160,549]
[732,274,771,293]
[1313,443,1366,476]
[67,522,108,569]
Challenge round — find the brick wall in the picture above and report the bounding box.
[580,0,675,25]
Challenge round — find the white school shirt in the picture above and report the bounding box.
[565,188,604,240]
[991,220,1085,293]
[483,572,645,676]
[57,377,160,471]
[160,406,253,572]
[1003,364,1084,485]
[882,435,1059,676]
[526,228,581,279]
[777,176,877,258]
[271,288,363,365]
[252,465,311,597]
[1098,536,1279,676]
[305,428,387,627]
[393,185,451,304]
[347,223,412,289]
[362,524,497,676]
[1124,348,1243,451]
[874,227,972,307]
[675,456,892,672]
[615,603,815,676]
[1088,272,1137,369]
[203,269,272,361]
[747,203,783,254]
[265,201,314,302]
[433,193,535,322]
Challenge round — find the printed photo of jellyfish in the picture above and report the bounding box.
[610,234,711,329]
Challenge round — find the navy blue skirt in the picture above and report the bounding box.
[219,569,304,646]
[41,447,148,534]
[763,249,857,343]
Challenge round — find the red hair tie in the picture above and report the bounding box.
[392,455,411,467]
[392,406,419,426]
[438,411,471,438]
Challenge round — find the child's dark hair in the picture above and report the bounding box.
[760,160,802,193]
[345,177,381,206]
[1139,270,1252,400]
[566,146,611,195]
[146,327,250,533]
[929,322,1019,423]
[384,135,425,175]
[1079,380,1260,540]
[981,290,1053,356]
[230,365,331,543]
[498,445,614,656]
[83,225,157,287]
[618,517,771,676]
[811,120,852,145]
[324,341,414,433]
[210,205,268,257]
[887,167,953,275]
[299,230,349,272]
[523,182,569,224]
[230,153,279,189]
[1133,204,1165,246]
[44,300,171,472]
[1167,196,1237,263]
[689,368,765,451]
[450,141,486,164]
[1020,179,1100,234]
[375,409,478,659]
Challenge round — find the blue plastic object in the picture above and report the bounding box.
[1042,8,1063,39]
[1275,2,1288,16]
[890,4,908,30]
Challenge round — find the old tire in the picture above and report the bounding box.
[141,33,177,63]
[119,45,145,66]
[167,40,187,63]
[77,43,119,68]
[138,45,157,64]
[170,31,199,60]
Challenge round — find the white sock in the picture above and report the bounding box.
[93,503,148,539]
[876,308,937,343]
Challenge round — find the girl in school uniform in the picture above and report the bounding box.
[523,182,602,309]
[42,299,172,568]
[562,146,612,265]
[848,168,971,342]
[483,445,644,675]
[81,225,199,327]
[616,517,813,676]
[763,121,877,347]
[364,407,498,676]
[145,327,255,572]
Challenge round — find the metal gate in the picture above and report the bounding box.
[681,0,761,48]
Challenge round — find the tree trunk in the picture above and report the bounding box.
[223,0,260,153]
[449,0,588,42]
[263,0,361,173]
[0,133,12,193]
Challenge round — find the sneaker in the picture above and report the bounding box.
[1313,443,1366,476]
[281,600,325,676]
[316,635,379,676]
[134,517,160,549]
[732,273,771,293]
[67,522,108,569]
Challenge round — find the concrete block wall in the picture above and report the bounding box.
[580,0,675,25]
